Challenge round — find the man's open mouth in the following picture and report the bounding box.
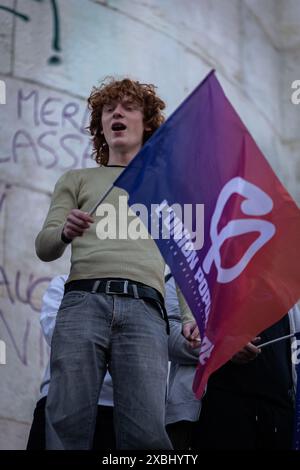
[111,122,127,131]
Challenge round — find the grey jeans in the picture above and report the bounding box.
[45,290,172,450]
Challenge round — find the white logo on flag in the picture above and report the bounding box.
[203,177,275,283]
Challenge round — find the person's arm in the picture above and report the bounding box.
[289,303,300,334]
[35,170,85,262]
[165,279,200,364]
[168,318,199,365]
[175,283,200,345]
[230,337,261,364]
[40,275,67,345]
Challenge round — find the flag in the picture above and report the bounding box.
[113,70,300,398]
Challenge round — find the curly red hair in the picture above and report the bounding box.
[87,77,166,165]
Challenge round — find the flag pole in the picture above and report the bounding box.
[258,332,296,349]
[88,183,114,216]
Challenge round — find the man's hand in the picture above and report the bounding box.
[183,321,200,349]
[231,337,261,364]
[62,209,94,241]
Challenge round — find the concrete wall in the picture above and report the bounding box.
[0,0,299,449]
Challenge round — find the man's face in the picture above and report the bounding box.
[101,96,146,155]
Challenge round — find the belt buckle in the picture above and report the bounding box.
[105,280,129,295]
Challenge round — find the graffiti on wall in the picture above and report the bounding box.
[0,0,61,64]
[0,263,52,368]
[0,87,93,170]
[0,190,52,369]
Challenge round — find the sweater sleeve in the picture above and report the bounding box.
[35,171,78,262]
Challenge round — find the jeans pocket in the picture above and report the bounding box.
[59,291,89,309]
[139,299,166,326]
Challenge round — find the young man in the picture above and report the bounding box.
[35,78,198,450]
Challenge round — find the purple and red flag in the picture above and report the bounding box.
[113,71,300,400]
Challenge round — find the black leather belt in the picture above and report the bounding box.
[64,278,169,334]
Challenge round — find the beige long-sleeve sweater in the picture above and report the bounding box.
[35,165,194,324]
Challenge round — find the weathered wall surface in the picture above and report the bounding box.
[0,0,299,449]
